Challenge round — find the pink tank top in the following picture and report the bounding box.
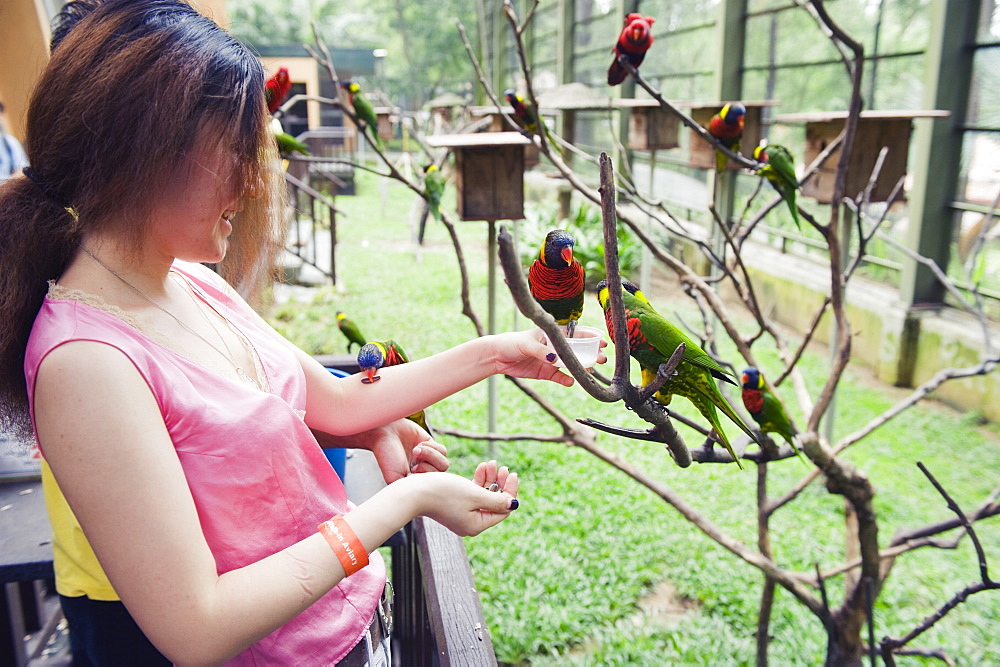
[24,260,386,664]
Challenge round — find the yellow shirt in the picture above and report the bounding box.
[41,459,118,600]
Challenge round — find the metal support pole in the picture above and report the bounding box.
[487,221,498,458]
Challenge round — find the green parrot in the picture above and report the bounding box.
[336,311,367,353]
[341,80,383,150]
[740,367,804,461]
[270,118,310,157]
[754,142,801,229]
[596,279,757,469]
[422,164,445,222]
[504,89,562,155]
[356,340,431,433]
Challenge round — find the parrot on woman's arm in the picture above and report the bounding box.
[336,311,367,353]
[357,340,431,433]
[528,229,586,338]
[607,13,655,86]
[741,367,804,461]
[597,279,757,469]
[341,80,383,150]
[754,143,802,229]
[708,102,746,173]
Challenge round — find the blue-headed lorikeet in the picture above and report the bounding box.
[754,143,802,229]
[336,311,367,353]
[708,102,746,173]
[528,230,586,338]
[607,13,655,86]
[265,67,291,114]
[357,340,431,433]
[597,279,758,469]
[741,367,804,461]
[341,80,382,150]
[504,89,561,154]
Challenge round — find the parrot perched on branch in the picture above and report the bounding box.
[270,117,309,157]
[265,66,292,114]
[422,164,445,222]
[754,143,802,229]
[528,230,586,338]
[357,340,431,433]
[607,13,655,86]
[503,89,561,154]
[596,279,758,469]
[341,80,382,150]
[336,311,367,353]
[708,102,746,173]
[741,367,804,461]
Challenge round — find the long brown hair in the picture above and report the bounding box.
[0,0,285,439]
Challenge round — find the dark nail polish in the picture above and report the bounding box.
[509,498,519,510]
[545,352,557,363]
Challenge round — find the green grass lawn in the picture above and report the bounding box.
[269,171,1000,665]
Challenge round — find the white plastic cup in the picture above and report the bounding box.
[543,325,604,369]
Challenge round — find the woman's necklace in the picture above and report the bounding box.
[79,245,261,390]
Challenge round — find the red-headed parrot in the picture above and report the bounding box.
[357,340,431,433]
[597,279,757,469]
[528,229,586,338]
[708,102,746,173]
[504,89,561,155]
[336,311,367,353]
[341,80,383,150]
[607,13,655,86]
[754,142,802,229]
[741,367,804,461]
[265,66,292,114]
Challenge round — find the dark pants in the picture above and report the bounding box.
[59,595,170,666]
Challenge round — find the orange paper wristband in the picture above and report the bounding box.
[318,515,369,576]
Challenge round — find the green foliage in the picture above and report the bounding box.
[270,166,1000,665]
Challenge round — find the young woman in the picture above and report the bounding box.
[0,1,586,663]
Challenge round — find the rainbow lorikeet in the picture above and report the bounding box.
[341,80,382,150]
[596,279,758,469]
[708,102,746,173]
[741,367,804,461]
[336,311,367,353]
[754,143,802,229]
[356,340,431,433]
[422,164,445,222]
[607,13,655,86]
[503,89,561,154]
[265,67,292,114]
[528,230,586,338]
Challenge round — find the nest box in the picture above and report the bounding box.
[687,101,776,170]
[374,107,393,142]
[775,110,949,204]
[618,99,680,151]
[425,132,531,221]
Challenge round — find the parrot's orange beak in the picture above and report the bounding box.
[741,373,749,386]
[561,247,574,265]
[363,367,380,384]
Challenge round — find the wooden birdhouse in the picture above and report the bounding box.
[469,106,541,168]
[618,99,680,151]
[774,110,950,204]
[425,132,531,221]
[687,101,776,171]
[374,106,393,143]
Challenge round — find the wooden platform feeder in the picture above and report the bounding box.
[774,110,950,204]
[688,101,776,171]
[425,132,531,221]
[618,99,680,151]
[469,106,540,167]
